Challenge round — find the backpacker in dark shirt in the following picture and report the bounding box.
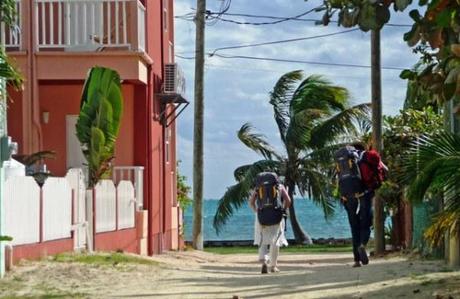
[254,172,284,226]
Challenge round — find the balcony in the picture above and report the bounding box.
[1,0,149,83]
[2,0,146,52]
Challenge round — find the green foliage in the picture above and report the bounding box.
[0,0,23,89]
[0,0,18,25]
[380,107,442,210]
[213,70,370,237]
[76,67,123,187]
[52,252,159,266]
[0,235,12,241]
[177,161,192,211]
[402,131,460,246]
[316,0,460,114]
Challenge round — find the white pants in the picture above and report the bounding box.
[254,218,287,267]
[258,243,280,267]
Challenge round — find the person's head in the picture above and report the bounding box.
[350,141,367,151]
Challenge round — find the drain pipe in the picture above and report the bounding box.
[27,0,43,153]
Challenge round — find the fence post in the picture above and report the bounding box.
[134,167,143,210]
[85,189,94,252]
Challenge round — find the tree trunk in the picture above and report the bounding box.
[192,0,206,251]
[371,29,385,255]
[286,182,312,244]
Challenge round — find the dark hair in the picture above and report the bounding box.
[350,141,367,151]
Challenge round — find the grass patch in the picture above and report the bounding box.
[51,252,159,266]
[204,244,352,255]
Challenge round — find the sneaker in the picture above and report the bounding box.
[352,261,361,268]
[270,266,280,273]
[261,263,268,274]
[358,245,369,265]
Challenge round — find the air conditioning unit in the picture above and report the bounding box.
[163,63,186,95]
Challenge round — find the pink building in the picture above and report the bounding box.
[4,0,187,256]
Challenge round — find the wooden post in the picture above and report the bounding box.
[192,0,206,251]
[371,29,385,255]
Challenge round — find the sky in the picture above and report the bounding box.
[174,0,420,199]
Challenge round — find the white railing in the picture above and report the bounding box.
[113,166,143,209]
[35,0,146,51]
[0,0,22,49]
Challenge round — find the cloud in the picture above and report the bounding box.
[175,0,418,198]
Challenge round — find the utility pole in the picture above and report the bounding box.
[192,0,206,250]
[371,29,385,255]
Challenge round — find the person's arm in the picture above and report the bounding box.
[279,185,291,209]
[249,190,257,212]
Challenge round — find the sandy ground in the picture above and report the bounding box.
[1,250,460,299]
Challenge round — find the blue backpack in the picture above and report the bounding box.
[334,146,365,197]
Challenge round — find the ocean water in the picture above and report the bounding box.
[184,199,353,241]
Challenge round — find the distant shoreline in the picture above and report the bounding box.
[186,237,354,246]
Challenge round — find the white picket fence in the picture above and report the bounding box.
[4,177,40,245]
[94,179,135,232]
[42,178,72,241]
[4,173,135,247]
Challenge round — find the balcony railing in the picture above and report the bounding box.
[1,0,146,52]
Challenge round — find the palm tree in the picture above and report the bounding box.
[213,70,370,243]
[76,67,123,188]
[0,0,22,88]
[403,131,460,246]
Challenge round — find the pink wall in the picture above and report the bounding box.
[38,83,135,176]
[95,229,138,253]
[7,88,24,152]
[12,238,74,263]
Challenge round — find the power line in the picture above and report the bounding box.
[203,63,406,82]
[209,12,413,27]
[175,53,408,71]
[176,11,412,27]
[207,8,317,25]
[209,28,360,55]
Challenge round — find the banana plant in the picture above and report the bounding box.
[76,67,123,188]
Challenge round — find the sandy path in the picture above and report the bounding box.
[1,250,459,299]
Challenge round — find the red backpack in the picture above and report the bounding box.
[359,150,386,191]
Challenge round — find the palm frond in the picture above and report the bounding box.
[285,109,324,150]
[309,103,371,148]
[233,164,251,182]
[296,160,335,219]
[269,70,304,144]
[0,0,18,25]
[237,123,282,160]
[0,49,22,89]
[304,143,348,166]
[213,159,281,233]
[290,75,349,115]
[402,131,460,202]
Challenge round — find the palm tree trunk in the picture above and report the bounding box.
[286,182,312,244]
